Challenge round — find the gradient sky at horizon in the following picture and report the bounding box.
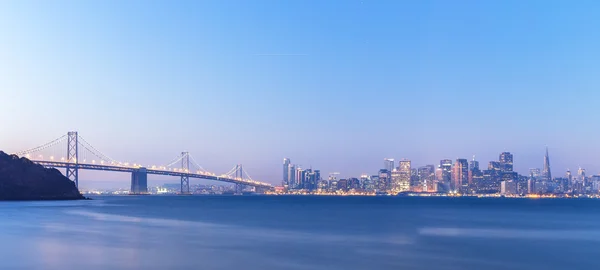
[1,0,600,188]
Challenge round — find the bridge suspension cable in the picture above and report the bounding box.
[14,135,67,156]
[223,165,238,177]
[188,154,207,173]
[242,167,255,181]
[78,136,119,164]
[79,143,110,164]
[163,153,186,168]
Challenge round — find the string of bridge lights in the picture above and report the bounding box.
[13,133,267,186]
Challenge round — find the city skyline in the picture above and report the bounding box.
[281,146,595,183]
[281,147,600,196]
[2,0,600,187]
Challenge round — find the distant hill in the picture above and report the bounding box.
[0,151,84,200]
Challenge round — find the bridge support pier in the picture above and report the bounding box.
[235,184,245,194]
[130,168,148,195]
[255,187,268,194]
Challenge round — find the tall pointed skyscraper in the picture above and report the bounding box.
[542,147,552,182]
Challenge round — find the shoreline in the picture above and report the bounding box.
[0,197,91,202]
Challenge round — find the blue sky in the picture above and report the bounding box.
[1,0,600,188]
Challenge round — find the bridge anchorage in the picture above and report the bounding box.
[14,131,273,195]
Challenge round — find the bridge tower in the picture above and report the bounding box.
[66,131,79,188]
[235,164,244,194]
[181,152,190,194]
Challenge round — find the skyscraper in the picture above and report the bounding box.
[542,147,552,182]
[304,169,317,190]
[378,169,391,192]
[370,175,380,192]
[348,178,361,190]
[360,174,373,191]
[578,167,587,192]
[418,165,435,192]
[469,156,479,172]
[410,167,420,191]
[384,158,395,172]
[391,169,401,192]
[500,180,517,195]
[499,152,513,172]
[397,159,411,193]
[435,166,443,191]
[283,158,291,186]
[440,159,453,191]
[452,159,469,192]
[328,173,339,192]
[295,168,306,189]
[529,168,540,194]
[337,179,349,192]
[469,156,482,190]
[288,164,296,189]
[314,170,321,190]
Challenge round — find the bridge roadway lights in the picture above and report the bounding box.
[130,167,148,195]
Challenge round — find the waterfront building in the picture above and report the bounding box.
[501,180,517,195]
[435,166,444,192]
[391,169,401,192]
[566,170,573,191]
[501,172,518,184]
[591,175,600,194]
[283,158,291,186]
[480,168,501,194]
[418,165,435,192]
[288,164,297,189]
[553,177,568,193]
[360,174,372,191]
[517,174,529,194]
[440,159,452,190]
[527,178,535,194]
[304,169,319,191]
[452,159,468,193]
[398,159,411,193]
[468,156,482,191]
[337,179,349,192]
[317,178,329,191]
[329,179,339,192]
[314,170,321,189]
[348,178,361,190]
[295,168,306,189]
[378,169,391,191]
[578,167,588,193]
[370,175,380,192]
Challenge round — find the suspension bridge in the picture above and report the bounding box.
[13,131,273,194]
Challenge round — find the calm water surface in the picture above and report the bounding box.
[0,196,599,270]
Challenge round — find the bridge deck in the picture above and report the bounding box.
[33,160,273,188]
